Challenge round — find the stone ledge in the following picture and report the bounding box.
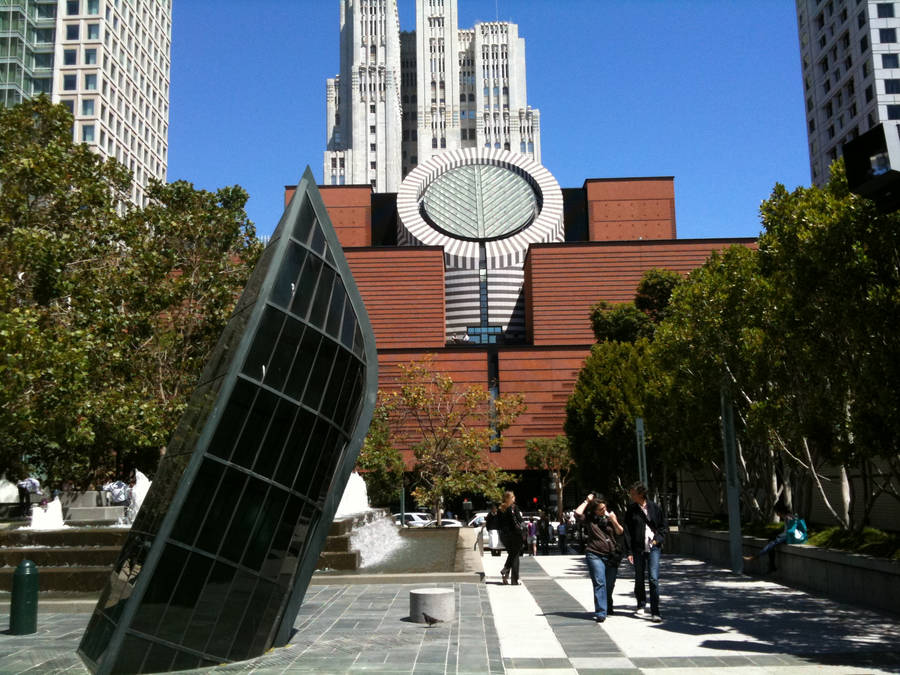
[670,526,900,615]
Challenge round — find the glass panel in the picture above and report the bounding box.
[231,387,279,470]
[253,397,297,478]
[291,194,314,244]
[131,543,189,635]
[241,305,285,382]
[293,418,330,496]
[270,242,306,309]
[309,222,327,255]
[171,459,225,546]
[180,561,236,653]
[155,551,212,643]
[321,347,352,422]
[140,642,176,672]
[340,303,357,349]
[284,329,320,402]
[79,612,114,664]
[262,495,302,581]
[196,467,247,554]
[325,277,346,338]
[308,267,335,328]
[290,254,322,319]
[303,338,336,410]
[242,486,288,571]
[111,635,151,674]
[265,315,304,392]
[220,478,267,564]
[170,651,201,672]
[207,378,254,460]
[229,579,277,661]
[205,571,258,659]
[272,407,315,487]
[336,360,363,432]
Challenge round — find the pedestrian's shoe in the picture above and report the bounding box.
[651,614,662,623]
[594,615,605,623]
[608,606,615,616]
[635,605,647,616]
[501,568,509,585]
[511,581,519,586]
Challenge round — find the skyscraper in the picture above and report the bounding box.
[1,0,171,206]
[324,0,541,190]
[797,0,900,185]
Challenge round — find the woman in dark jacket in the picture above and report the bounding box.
[498,491,524,585]
[574,493,623,622]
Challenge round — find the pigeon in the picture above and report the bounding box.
[423,612,443,626]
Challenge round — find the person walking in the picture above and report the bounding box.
[744,502,807,572]
[623,481,668,623]
[537,512,551,555]
[16,476,42,517]
[575,493,623,622]
[498,491,524,585]
[557,519,567,554]
[526,518,537,556]
[485,504,502,556]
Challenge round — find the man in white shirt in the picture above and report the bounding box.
[623,481,668,623]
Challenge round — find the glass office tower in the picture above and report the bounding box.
[78,167,378,674]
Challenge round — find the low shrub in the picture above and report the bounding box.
[807,526,900,560]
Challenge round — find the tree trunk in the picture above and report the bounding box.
[839,464,851,530]
[555,471,564,521]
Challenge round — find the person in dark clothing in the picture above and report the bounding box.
[623,482,668,623]
[498,491,524,585]
[575,493,623,622]
[485,504,502,556]
[537,512,551,555]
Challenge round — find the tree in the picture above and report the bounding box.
[0,97,262,486]
[356,402,405,507]
[525,435,574,520]
[385,355,525,521]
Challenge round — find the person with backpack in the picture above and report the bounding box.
[744,502,808,572]
[498,491,525,585]
[574,493,623,622]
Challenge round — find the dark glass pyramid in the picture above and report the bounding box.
[78,167,377,674]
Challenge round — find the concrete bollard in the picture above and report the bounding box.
[10,559,39,635]
[409,587,454,624]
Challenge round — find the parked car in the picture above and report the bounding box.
[393,512,431,527]
[467,512,488,528]
[422,518,463,528]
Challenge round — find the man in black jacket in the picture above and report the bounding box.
[623,482,668,623]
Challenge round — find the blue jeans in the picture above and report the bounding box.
[633,546,661,616]
[585,552,618,619]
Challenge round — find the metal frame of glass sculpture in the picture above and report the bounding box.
[77,167,378,674]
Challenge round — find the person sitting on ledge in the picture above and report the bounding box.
[744,502,808,572]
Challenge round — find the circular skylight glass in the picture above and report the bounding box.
[422,164,537,241]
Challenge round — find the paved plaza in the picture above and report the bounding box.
[1,549,899,674]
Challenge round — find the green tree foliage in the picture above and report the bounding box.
[0,98,262,487]
[524,435,574,520]
[589,301,652,343]
[356,402,405,507]
[384,355,525,520]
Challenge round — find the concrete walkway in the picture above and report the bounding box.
[1,551,899,673]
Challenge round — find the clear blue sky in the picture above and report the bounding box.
[167,1,809,240]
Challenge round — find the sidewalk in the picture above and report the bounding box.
[1,551,899,673]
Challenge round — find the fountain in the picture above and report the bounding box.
[319,472,402,570]
[26,497,67,530]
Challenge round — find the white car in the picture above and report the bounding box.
[393,512,431,527]
[467,512,488,527]
[422,518,463,527]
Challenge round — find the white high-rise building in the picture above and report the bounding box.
[797,0,900,185]
[1,0,171,206]
[324,0,541,190]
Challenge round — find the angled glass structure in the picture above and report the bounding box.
[77,167,378,674]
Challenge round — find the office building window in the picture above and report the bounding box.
[866,84,874,101]
[880,28,897,43]
[66,0,79,15]
[87,23,100,40]
[878,3,895,18]
[84,48,97,64]
[369,125,375,134]
[63,74,77,90]
[369,143,375,151]
[369,104,375,113]
[64,49,77,65]
[884,53,900,68]
[887,79,900,93]
[66,24,79,40]
[888,104,900,119]
[85,73,97,90]
[82,99,95,116]
[62,100,74,114]
[82,124,95,142]
[87,0,99,14]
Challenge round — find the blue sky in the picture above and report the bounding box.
[167,1,809,240]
